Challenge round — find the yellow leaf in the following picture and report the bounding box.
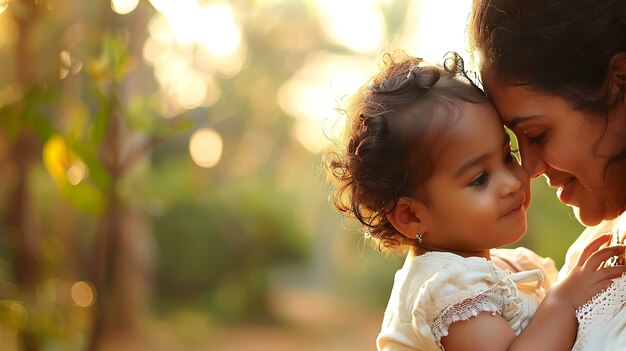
[43,135,72,184]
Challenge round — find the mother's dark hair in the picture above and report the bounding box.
[469,0,626,112]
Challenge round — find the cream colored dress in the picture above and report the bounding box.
[559,214,626,351]
[376,249,556,351]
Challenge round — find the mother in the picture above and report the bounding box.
[469,0,626,349]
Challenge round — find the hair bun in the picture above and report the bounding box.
[377,75,407,93]
[408,66,440,89]
[371,64,441,94]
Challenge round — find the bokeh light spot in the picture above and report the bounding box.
[189,128,223,168]
[67,161,87,185]
[71,281,95,307]
[111,0,139,15]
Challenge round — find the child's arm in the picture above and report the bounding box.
[442,234,626,351]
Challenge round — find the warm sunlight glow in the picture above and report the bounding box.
[175,73,207,109]
[197,44,246,78]
[0,0,8,15]
[400,0,473,66]
[278,51,374,153]
[147,13,175,44]
[314,0,384,54]
[71,281,95,307]
[149,0,242,55]
[153,52,188,87]
[189,128,223,168]
[202,75,222,107]
[280,0,473,154]
[198,2,242,58]
[149,0,200,44]
[145,1,245,112]
[111,0,139,15]
[151,52,215,110]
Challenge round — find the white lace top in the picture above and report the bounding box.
[376,249,552,351]
[573,274,626,351]
[560,214,626,351]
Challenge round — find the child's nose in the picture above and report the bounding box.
[501,169,522,197]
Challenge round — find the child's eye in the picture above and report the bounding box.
[469,172,490,190]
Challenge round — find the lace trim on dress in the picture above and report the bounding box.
[432,286,505,343]
[573,274,626,351]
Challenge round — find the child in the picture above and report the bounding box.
[325,50,626,351]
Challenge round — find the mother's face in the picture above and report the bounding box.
[483,69,626,226]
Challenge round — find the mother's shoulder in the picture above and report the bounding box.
[559,216,622,279]
[579,218,620,242]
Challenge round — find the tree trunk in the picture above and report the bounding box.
[10,1,43,350]
[87,4,155,350]
[6,131,41,351]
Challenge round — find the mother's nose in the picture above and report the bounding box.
[519,145,548,178]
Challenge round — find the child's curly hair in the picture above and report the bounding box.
[326,50,486,250]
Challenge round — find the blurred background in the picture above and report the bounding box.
[0,0,584,350]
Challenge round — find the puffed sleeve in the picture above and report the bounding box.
[413,257,528,349]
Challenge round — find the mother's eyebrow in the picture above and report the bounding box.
[506,115,543,129]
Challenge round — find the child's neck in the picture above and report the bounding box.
[412,246,491,260]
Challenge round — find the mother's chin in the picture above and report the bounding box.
[570,203,626,228]
[571,207,604,227]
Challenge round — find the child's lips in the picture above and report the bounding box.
[500,197,525,219]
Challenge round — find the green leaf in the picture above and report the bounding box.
[87,34,132,83]
[90,104,109,147]
[61,181,106,216]
[43,134,107,215]
[124,96,157,132]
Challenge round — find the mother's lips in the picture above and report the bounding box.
[549,177,575,190]
[555,177,576,203]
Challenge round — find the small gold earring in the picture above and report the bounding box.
[416,232,423,244]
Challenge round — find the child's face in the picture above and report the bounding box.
[420,101,531,256]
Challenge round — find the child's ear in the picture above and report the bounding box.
[386,197,429,240]
[606,53,626,105]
